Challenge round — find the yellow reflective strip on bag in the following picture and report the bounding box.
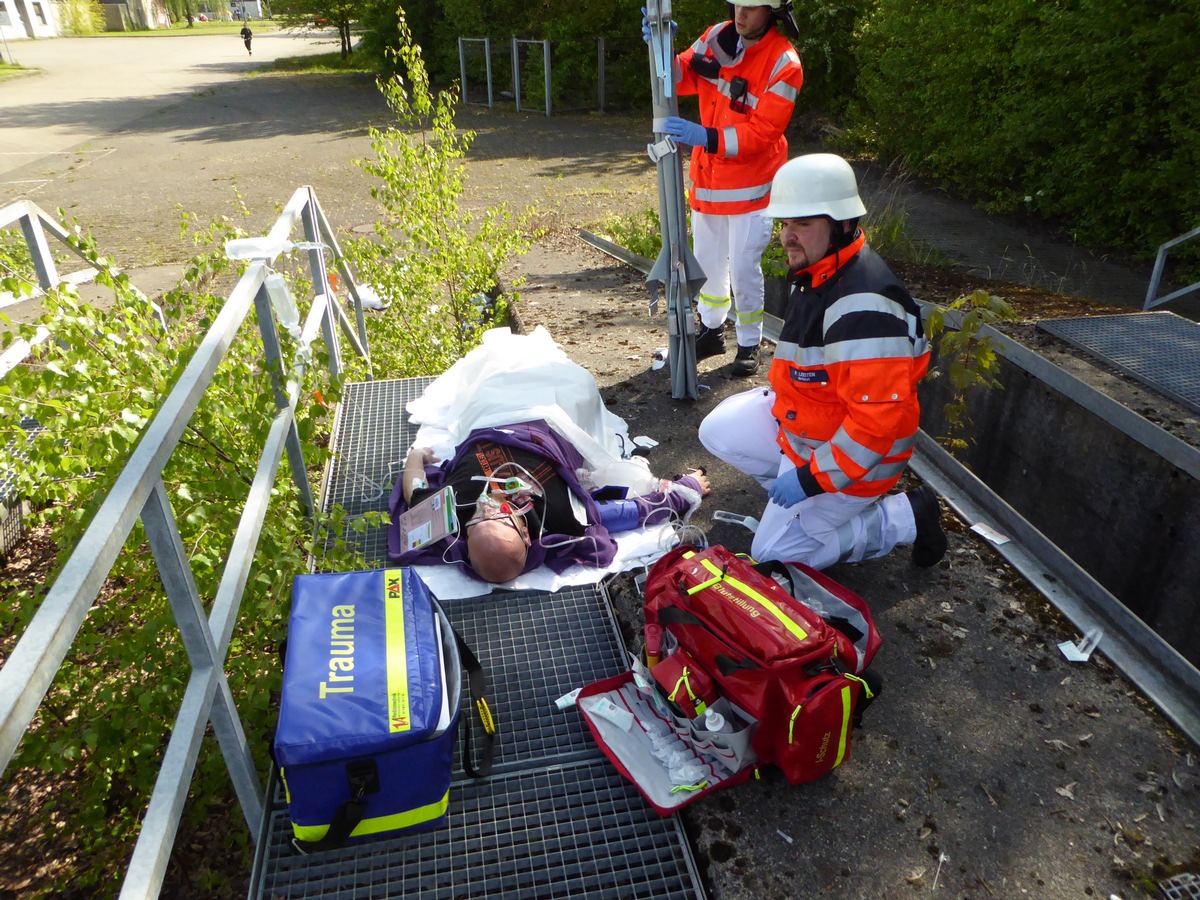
[834,684,852,767]
[291,790,451,842]
[384,568,411,733]
[695,557,809,643]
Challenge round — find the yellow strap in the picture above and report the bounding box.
[669,667,696,702]
[843,672,874,700]
[669,780,710,794]
[476,697,496,735]
[788,703,803,744]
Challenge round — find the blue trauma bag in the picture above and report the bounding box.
[274,568,494,851]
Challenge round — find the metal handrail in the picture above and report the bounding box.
[0,186,371,898]
[1144,225,1200,310]
[0,200,166,378]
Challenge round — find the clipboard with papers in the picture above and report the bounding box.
[396,485,459,553]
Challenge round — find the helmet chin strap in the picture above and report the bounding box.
[774,0,801,39]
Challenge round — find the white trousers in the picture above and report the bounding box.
[692,210,774,348]
[698,388,918,569]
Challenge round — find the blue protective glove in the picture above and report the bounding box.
[767,470,809,508]
[663,116,708,148]
[641,7,677,44]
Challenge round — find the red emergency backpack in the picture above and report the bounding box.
[643,544,881,785]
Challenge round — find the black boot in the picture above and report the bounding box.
[907,484,947,567]
[694,323,727,360]
[731,343,760,376]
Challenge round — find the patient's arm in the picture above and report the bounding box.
[402,447,437,504]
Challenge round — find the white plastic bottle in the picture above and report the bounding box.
[704,709,733,734]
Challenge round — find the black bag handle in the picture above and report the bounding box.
[291,761,378,853]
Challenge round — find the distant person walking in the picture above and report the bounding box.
[240,22,253,55]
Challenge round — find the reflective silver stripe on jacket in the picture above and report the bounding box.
[826,291,929,356]
[694,182,772,204]
[723,127,740,157]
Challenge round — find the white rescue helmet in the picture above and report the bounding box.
[729,0,782,7]
[763,153,868,221]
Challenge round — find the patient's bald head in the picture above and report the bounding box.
[466,517,529,583]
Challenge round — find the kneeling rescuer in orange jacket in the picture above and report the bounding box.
[699,153,948,569]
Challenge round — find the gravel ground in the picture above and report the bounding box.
[511,232,1200,900]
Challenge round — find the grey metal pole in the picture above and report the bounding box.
[484,37,494,108]
[512,36,521,113]
[543,39,552,117]
[597,37,605,112]
[644,0,703,400]
[458,37,467,103]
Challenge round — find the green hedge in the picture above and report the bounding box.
[853,0,1200,257]
[356,0,1198,262]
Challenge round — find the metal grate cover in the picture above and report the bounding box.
[253,761,704,900]
[443,586,628,776]
[1161,873,1200,900]
[1039,312,1200,416]
[320,378,435,565]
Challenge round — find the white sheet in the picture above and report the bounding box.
[407,326,658,494]
[406,522,680,600]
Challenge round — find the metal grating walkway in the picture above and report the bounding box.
[1039,312,1200,416]
[253,761,702,899]
[250,378,705,898]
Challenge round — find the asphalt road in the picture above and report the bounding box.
[0,30,339,181]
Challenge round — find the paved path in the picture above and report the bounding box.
[0,30,337,184]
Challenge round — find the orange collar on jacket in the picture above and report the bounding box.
[787,230,866,289]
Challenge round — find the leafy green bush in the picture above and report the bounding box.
[0,217,366,895]
[853,0,1200,259]
[923,289,1017,451]
[348,13,533,379]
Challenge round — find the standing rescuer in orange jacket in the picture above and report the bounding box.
[699,153,948,569]
[643,0,804,377]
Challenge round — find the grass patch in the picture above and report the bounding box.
[0,62,34,83]
[265,51,374,75]
[88,20,276,36]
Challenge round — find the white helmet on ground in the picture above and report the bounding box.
[763,153,867,221]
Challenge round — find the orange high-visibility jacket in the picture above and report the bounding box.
[676,23,803,216]
[768,234,931,499]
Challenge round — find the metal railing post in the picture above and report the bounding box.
[301,189,342,382]
[484,36,493,108]
[1144,225,1200,311]
[597,37,605,112]
[18,209,58,290]
[512,36,521,113]
[543,39,552,117]
[458,37,467,103]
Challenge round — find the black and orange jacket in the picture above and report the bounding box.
[768,233,930,499]
[676,23,803,215]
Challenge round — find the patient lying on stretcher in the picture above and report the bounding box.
[385,326,712,586]
[390,420,710,583]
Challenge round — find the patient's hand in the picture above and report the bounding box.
[687,468,711,496]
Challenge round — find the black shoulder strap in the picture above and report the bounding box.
[451,622,497,779]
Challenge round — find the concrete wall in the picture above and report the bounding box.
[1,0,60,38]
[918,343,1200,667]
